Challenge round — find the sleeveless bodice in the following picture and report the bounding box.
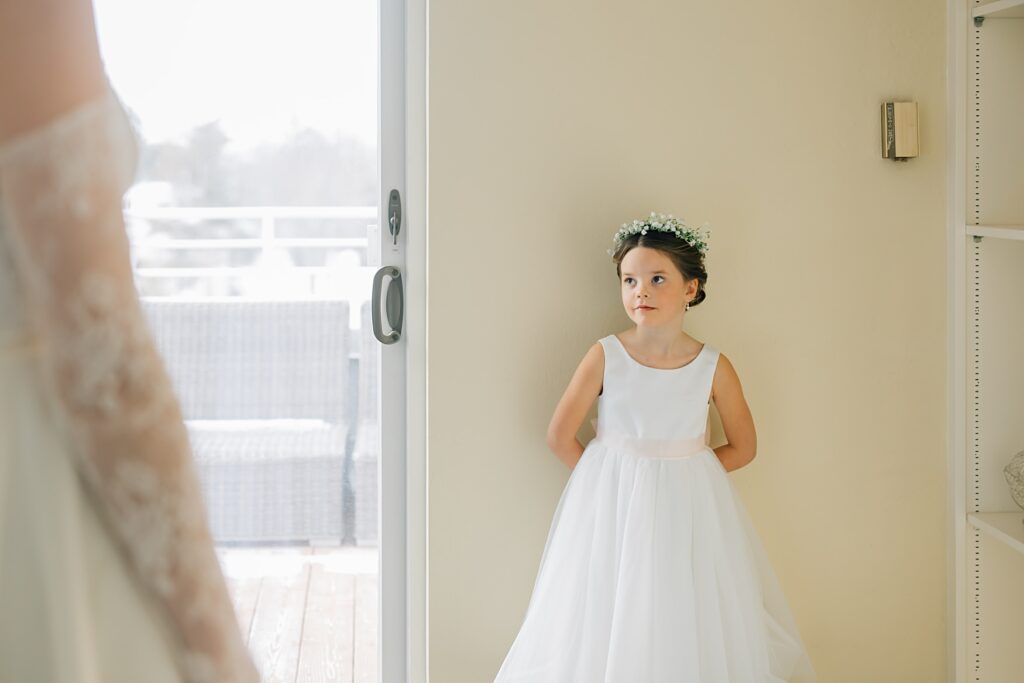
[596,333,719,443]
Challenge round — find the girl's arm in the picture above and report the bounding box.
[709,353,758,472]
[546,342,604,469]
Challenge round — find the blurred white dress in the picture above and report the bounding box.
[494,335,816,682]
[0,87,257,683]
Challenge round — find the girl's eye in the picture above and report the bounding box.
[624,277,635,285]
[652,275,665,284]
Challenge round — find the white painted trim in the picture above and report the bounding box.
[945,1,967,682]
[404,0,429,681]
[378,0,418,680]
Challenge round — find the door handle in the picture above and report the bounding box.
[372,265,403,344]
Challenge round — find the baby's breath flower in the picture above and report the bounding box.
[610,211,711,256]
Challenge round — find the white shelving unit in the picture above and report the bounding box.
[968,512,1024,555]
[949,1,1024,682]
[971,0,1024,19]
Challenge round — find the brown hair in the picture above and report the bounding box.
[610,230,708,308]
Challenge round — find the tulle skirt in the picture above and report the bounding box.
[494,428,816,683]
[0,342,184,683]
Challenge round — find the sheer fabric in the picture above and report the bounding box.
[0,86,257,683]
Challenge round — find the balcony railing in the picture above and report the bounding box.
[125,205,377,303]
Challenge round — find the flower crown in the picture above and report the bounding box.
[607,212,711,257]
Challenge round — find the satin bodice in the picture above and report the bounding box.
[596,333,720,443]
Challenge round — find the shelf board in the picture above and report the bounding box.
[968,512,1024,555]
[966,224,1024,241]
[973,0,1024,18]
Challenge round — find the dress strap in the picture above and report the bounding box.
[597,335,626,396]
[697,345,721,405]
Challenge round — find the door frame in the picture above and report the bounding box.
[379,0,427,680]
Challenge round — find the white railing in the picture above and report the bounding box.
[125,205,377,304]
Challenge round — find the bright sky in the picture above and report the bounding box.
[93,0,378,150]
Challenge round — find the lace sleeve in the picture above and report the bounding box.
[0,88,259,683]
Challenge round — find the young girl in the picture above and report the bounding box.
[494,214,816,682]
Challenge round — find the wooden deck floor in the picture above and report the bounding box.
[219,546,379,683]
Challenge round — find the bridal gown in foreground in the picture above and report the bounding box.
[0,87,257,683]
[494,335,816,682]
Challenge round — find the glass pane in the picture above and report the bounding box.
[94,1,381,679]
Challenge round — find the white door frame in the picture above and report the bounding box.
[379,0,427,680]
[944,0,966,682]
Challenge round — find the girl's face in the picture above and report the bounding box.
[619,246,696,328]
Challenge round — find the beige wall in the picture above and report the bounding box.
[427,1,947,681]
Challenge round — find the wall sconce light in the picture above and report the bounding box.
[881,101,919,161]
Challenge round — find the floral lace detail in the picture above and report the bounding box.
[0,88,258,683]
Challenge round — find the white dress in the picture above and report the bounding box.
[494,334,816,682]
[0,87,258,683]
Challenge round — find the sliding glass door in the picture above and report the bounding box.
[94,0,410,679]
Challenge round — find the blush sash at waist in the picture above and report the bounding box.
[592,426,710,460]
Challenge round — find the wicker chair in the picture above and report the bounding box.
[353,300,379,546]
[142,299,351,544]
